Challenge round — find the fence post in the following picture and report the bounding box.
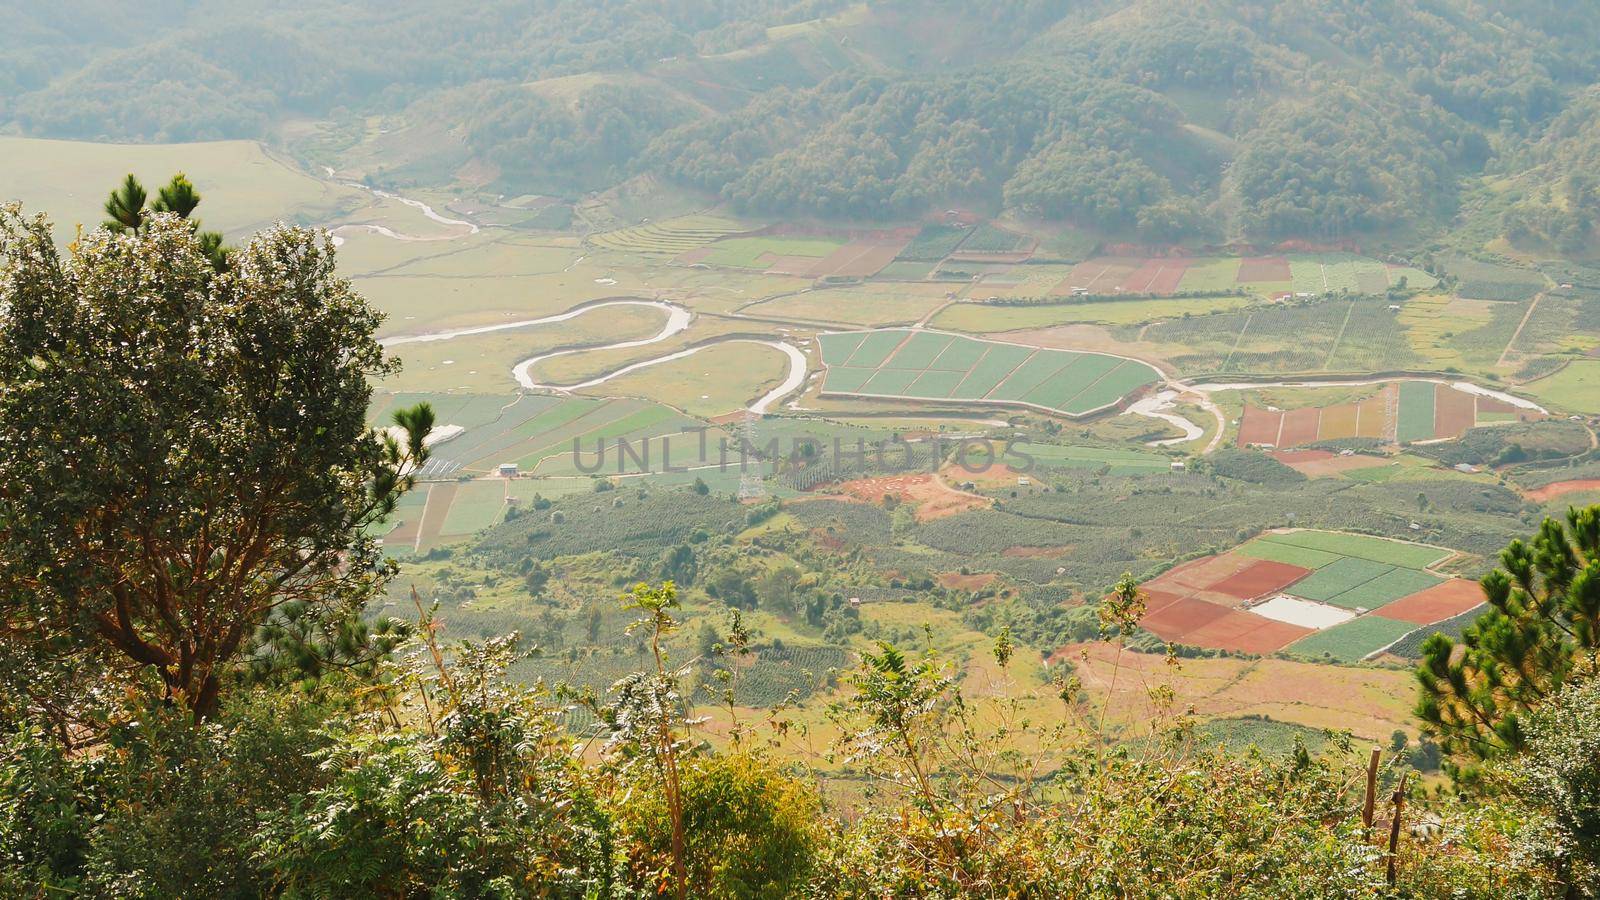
[1386,771,1409,886]
[1362,747,1381,839]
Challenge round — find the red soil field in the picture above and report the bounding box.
[1279,407,1322,446]
[1147,259,1192,294]
[811,240,909,278]
[1434,385,1477,439]
[1476,396,1517,415]
[939,571,997,591]
[1208,560,1313,601]
[1118,258,1192,295]
[1272,450,1390,478]
[1120,259,1167,293]
[1147,553,1258,595]
[831,472,990,522]
[1523,479,1600,503]
[1183,611,1314,655]
[1317,403,1360,440]
[1141,596,1234,638]
[1377,580,1485,625]
[1237,256,1292,283]
[1140,587,1191,615]
[1238,406,1284,446]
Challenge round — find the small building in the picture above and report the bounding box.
[1018,476,1031,486]
[496,463,519,478]
[1170,460,1186,471]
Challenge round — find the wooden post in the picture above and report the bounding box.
[1362,747,1381,838]
[1386,771,1409,887]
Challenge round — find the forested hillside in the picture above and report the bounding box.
[6,1,1600,245]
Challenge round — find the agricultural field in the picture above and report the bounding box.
[951,222,1032,256]
[897,224,970,261]
[572,340,793,419]
[694,235,845,270]
[933,294,1258,331]
[1019,443,1171,475]
[740,282,954,327]
[379,302,669,394]
[817,329,1162,417]
[1137,296,1423,375]
[1236,382,1543,449]
[1139,530,1475,660]
[1522,359,1600,414]
[0,136,363,243]
[1439,253,1548,301]
[1045,253,1433,299]
[588,214,748,254]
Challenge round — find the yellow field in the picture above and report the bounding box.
[1397,294,1497,371]
[0,136,362,243]
[579,340,792,418]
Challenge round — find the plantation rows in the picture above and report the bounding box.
[589,215,746,254]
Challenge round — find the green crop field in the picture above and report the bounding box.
[1021,444,1169,474]
[439,480,511,536]
[1285,557,1398,602]
[1176,258,1243,292]
[1285,558,1442,610]
[1524,360,1600,414]
[1251,530,1451,569]
[1325,567,1443,611]
[1396,381,1438,442]
[898,224,970,260]
[1286,615,1419,663]
[818,329,1161,417]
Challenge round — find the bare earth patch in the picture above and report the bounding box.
[1271,449,1390,478]
[1523,479,1600,503]
[827,472,991,522]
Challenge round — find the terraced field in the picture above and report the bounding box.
[818,329,1162,417]
[589,214,748,254]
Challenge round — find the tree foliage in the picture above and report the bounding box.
[0,206,428,720]
[1417,505,1600,771]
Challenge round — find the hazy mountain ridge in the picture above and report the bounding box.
[5,0,1600,246]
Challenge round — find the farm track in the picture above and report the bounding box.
[1497,291,1545,367]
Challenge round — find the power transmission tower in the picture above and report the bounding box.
[737,411,767,502]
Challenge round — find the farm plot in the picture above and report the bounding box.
[803,237,911,279]
[952,223,1032,256]
[1019,444,1169,475]
[1440,254,1546,302]
[898,225,970,261]
[1286,615,1419,663]
[1236,383,1532,448]
[1179,258,1245,293]
[591,215,747,255]
[1142,530,1466,657]
[818,329,1161,417]
[698,235,846,271]
[1244,530,1452,569]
